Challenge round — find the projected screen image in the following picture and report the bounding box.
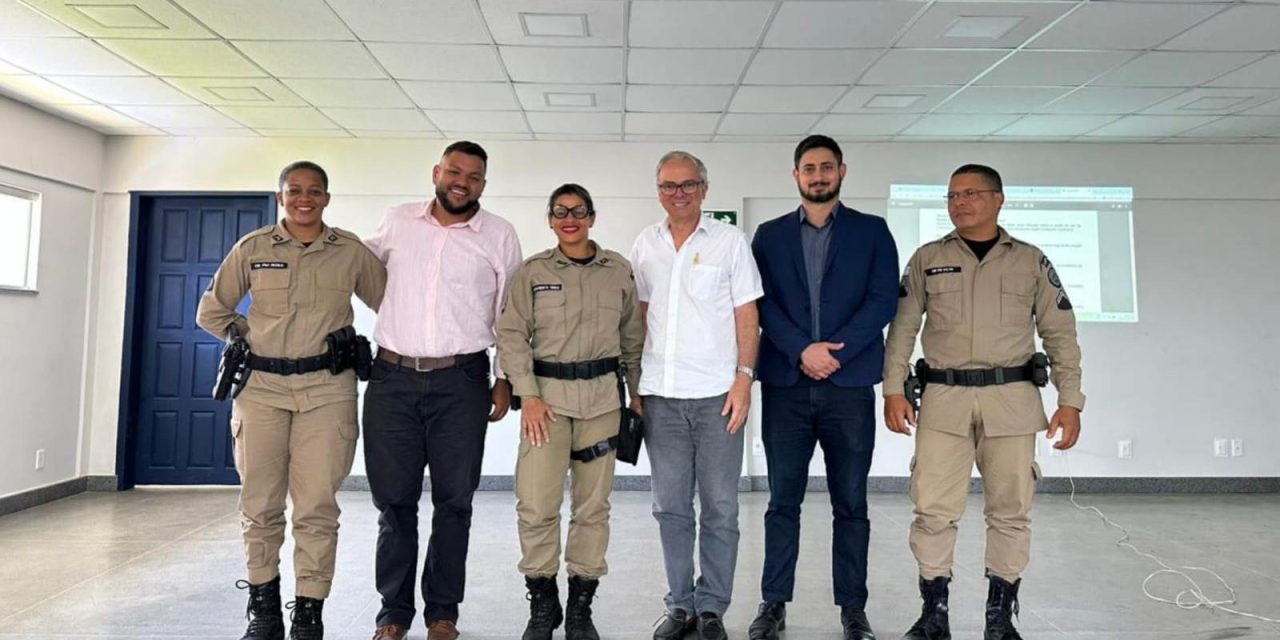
[888,185,1138,323]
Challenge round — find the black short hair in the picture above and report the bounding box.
[278,160,328,191]
[547,183,595,217]
[443,140,488,165]
[951,164,1003,192]
[794,134,843,168]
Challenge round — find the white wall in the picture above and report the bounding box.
[83,136,1280,484]
[0,95,104,498]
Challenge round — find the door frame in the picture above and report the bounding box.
[114,191,277,490]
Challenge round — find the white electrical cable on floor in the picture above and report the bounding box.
[1060,452,1280,626]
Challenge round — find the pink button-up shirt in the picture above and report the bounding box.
[365,200,523,375]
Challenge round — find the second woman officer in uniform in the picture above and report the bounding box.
[498,183,645,640]
[197,161,386,640]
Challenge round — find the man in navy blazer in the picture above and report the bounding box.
[747,135,899,640]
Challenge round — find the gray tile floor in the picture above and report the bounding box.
[1,489,1278,639]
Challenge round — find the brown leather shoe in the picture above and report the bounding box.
[371,624,407,640]
[427,619,460,640]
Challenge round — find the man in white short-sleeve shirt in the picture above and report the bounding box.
[631,150,763,640]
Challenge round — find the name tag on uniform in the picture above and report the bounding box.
[924,266,961,276]
[251,261,288,270]
[532,284,562,293]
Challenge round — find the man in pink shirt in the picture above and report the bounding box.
[363,141,523,640]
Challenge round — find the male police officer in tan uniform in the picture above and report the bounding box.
[883,164,1083,640]
[498,183,645,640]
[198,161,386,640]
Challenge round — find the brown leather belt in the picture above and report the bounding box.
[376,347,485,372]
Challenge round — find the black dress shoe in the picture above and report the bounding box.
[654,609,696,640]
[840,607,876,640]
[748,602,785,640]
[697,612,728,640]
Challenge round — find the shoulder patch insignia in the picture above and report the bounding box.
[1056,289,1072,310]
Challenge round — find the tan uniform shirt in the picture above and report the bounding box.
[196,222,387,412]
[884,227,1084,436]
[498,244,645,421]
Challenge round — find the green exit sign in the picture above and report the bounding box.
[704,209,738,227]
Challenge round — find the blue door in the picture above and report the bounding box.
[127,194,274,485]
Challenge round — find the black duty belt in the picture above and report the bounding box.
[533,357,619,381]
[923,364,1034,387]
[247,353,332,376]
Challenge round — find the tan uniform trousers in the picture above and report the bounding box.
[909,399,1040,583]
[514,410,620,579]
[231,396,358,598]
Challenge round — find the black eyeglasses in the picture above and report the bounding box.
[551,206,592,219]
[946,189,1000,202]
[657,180,705,195]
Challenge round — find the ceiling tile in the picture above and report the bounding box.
[1094,52,1263,88]
[100,126,165,135]
[455,132,534,141]
[480,0,624,47]
[368,43,506,82]
[626,113,721,135]
[1209,54,1280,88]
[1083,115,1220,137]
[162,78,307,106]
[897,2,1072,49]
[901,114,1021,136]
[1039,87,1185,114]
[98,40,262,77]
[729,85,847,113]
[1028,3,1225,50]
[328,0,489,43]
[501,47,622,84]
[860,50,1007,86]
[0,59,24,74]
[717,113,821,135]
[0,38,144,75]
[990,115,1121,137]
[251,129,352,138]
[0,74,95,104]
[1142,88,1280,115]
[627,85,733,112]
[626,134,711,142]
[53,104,148,128]
[401,82,518,110]
[936,87,1072,114]
[976,51,1137,87]
[217,106,338,129]
[831,86,956,113]
[814,114,917,136]
[169,0,353,40]
[630,1,773,48]
[425,110,529,133]
[1243,98,1280,115]
[526,111,621,134]
[163,127,260,137]
[320,108,432,131]
[514,84,621,111]
[628,49,751,85]
[50,75,198,105]
[0,1,79,37]
[350,130,444,139]
[1175,115,1280,137]
[280,78,413,108]
[233,41,385,79]
[712,134,802,143]
[764,1,921,49]
[536,134,622,142]
[1159,6,1280,52]
[115,104,243,128]
[24,0,213,38]
[744,50,879,85]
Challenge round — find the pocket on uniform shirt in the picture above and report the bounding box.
[596,288,623,332]
[924,272,963,329]
[687,263,724,300]
[249,267,291,315]
[1000,274,1036,327]
[532,290,567,339]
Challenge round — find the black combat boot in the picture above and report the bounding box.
[522,575,564,640]
[287,596,324,640]
[903,576,951,639]
[235,576,285,640]
[565,575,601,640]
[984,575,1024,640]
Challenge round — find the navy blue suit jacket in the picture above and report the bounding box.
[751,204,899,388]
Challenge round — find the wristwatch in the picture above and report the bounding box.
[736,365,756,381]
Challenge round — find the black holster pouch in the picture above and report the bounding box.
[325,326,373,381]
[906,358,928,413]
[1030,352,1050,387]
[568,368,644,466]
[213,325,252,401]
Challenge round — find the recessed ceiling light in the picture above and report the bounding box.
[1178,96,1251,112]
[206,86,273,102]
[864,94,924,109]
[69,4,167,29]
[943,16,1023,40]
[544,92,596,108]
[520,12,590,38]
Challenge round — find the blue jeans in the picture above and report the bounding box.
[760,383,876,608]
[645,393,745,616]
